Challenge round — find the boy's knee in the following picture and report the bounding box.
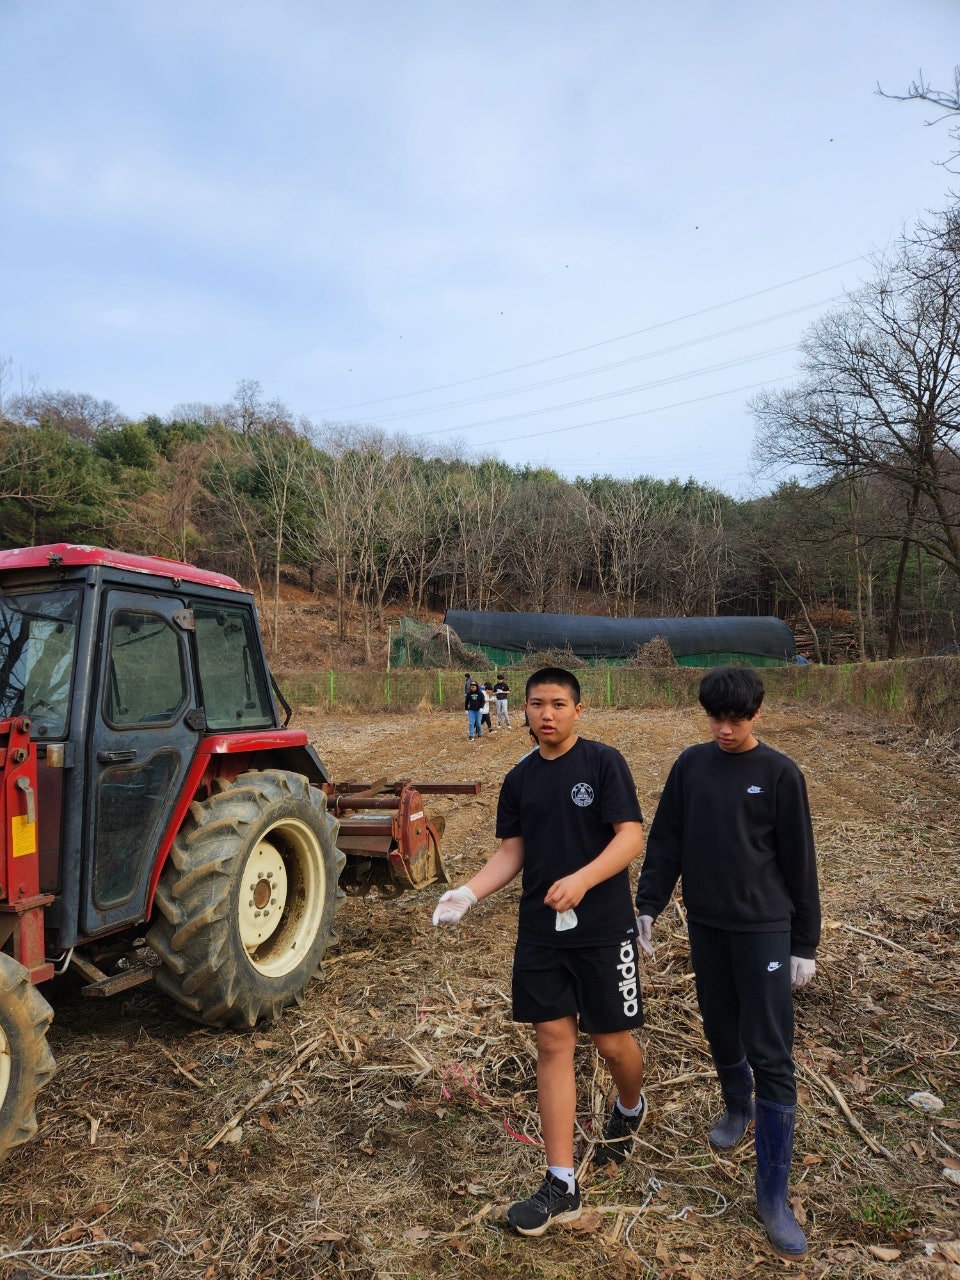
[592,1031,643,1067]
[535,1019,577,1057]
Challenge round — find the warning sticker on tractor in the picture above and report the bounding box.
[11,814,37,858]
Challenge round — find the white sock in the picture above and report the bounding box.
[616,1097,644,1117]
[547,1165,576,1193]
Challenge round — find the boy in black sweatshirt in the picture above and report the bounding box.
[634,665,820,1260]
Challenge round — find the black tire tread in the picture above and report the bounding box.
[0,953,57,1165]
[147,770,344,1028]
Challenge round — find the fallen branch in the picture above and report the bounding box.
[200,1033,327,1152]
[150,1038,207,1089]
[804,1066,898,1161]
[836,922,911,954]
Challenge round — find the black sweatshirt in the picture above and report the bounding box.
[635,740,821,958]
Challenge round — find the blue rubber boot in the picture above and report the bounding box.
[709,1056,755,1149]
[754,1099,807,1259]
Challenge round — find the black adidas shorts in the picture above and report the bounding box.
[512,936,645,1033]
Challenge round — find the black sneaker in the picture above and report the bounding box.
[594,1093,648,1167]
[506,1172,582,1237]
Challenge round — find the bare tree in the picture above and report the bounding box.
[0,356,13,418]
[445,460,513,611]
[664,487,729,616]
[878,66,960,169]
[502,473,570,612]
[751,210,960,641]
[6,389,122,440]
[108,437,214,561]
[579,478,676,616]
[298,425,414,660]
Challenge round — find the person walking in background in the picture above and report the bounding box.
[434,667,648,1236]
[481,682,494,734]
[463,673,473,736]
[634,665,820,1260]
[494,674,512,728]
[464,680,485,741]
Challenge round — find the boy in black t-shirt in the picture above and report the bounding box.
[635,666,820,1260]
[433,668,647,1236]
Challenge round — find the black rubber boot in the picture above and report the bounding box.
[709,1056,755,1149]
[754,1098,807,1259]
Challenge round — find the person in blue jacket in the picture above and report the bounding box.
[635,665,820,1260]
[464,680,485,741]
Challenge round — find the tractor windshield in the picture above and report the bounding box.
[0,588,80,737]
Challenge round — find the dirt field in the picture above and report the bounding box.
[1,705,959,1280]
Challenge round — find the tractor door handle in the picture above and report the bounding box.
[97,749,138,763]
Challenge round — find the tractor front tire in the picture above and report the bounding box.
[0,952,56,1165]
[147,770,345,1028]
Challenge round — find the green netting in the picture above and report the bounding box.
[675,651,786,668]
[453,644,785,670]
[390,617,486,668]
[391,618,793,671]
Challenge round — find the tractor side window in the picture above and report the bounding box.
[192,603,274,730]
[94,750,180,906]
[105,609,187,727]
[0,588,80,737]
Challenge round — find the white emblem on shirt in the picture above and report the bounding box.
[767,961,782,972]
[747,785,765,794]
[570,782,594,807]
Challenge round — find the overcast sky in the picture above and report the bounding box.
[2,1,958,495]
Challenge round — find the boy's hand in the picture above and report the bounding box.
[544,873,588,913]
[432,886,478,926]
[636,915,655,958]
[790,956,816,989]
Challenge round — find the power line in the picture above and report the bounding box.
[477,375,794,450]
[404,345,796,438]
[311,256,862,415]
[354,297,837,426]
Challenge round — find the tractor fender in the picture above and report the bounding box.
[144,731,330,918]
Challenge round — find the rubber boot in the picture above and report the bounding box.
[709,1056,755,1149]
[754,1098,807,1259]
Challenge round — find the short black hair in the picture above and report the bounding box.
[699,665,764,719]
[525,666,581,704]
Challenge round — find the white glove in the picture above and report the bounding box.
[636,915,655,958]
[790,956,816,989]
[432,886,478,926]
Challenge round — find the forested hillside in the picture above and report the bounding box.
[3,205,960,667]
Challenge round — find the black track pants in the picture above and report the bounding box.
[688,922,796,1107]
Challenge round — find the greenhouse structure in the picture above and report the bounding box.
[441,611,797,668]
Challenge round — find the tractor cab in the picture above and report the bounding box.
[0,544,291,957]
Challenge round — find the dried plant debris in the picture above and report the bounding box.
[0,707,957,1279]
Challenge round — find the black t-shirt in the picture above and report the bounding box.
[496,736,643,948]
[634,740,821,957]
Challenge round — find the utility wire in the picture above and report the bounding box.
[353,297,837,425]
[478,376,794,450]
[404,345,797,438]
[312,256,862,414]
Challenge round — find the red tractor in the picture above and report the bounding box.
[0,544,476,1164]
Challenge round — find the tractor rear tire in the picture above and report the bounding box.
[147,770,345,1028]
[0,952,57,1165]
